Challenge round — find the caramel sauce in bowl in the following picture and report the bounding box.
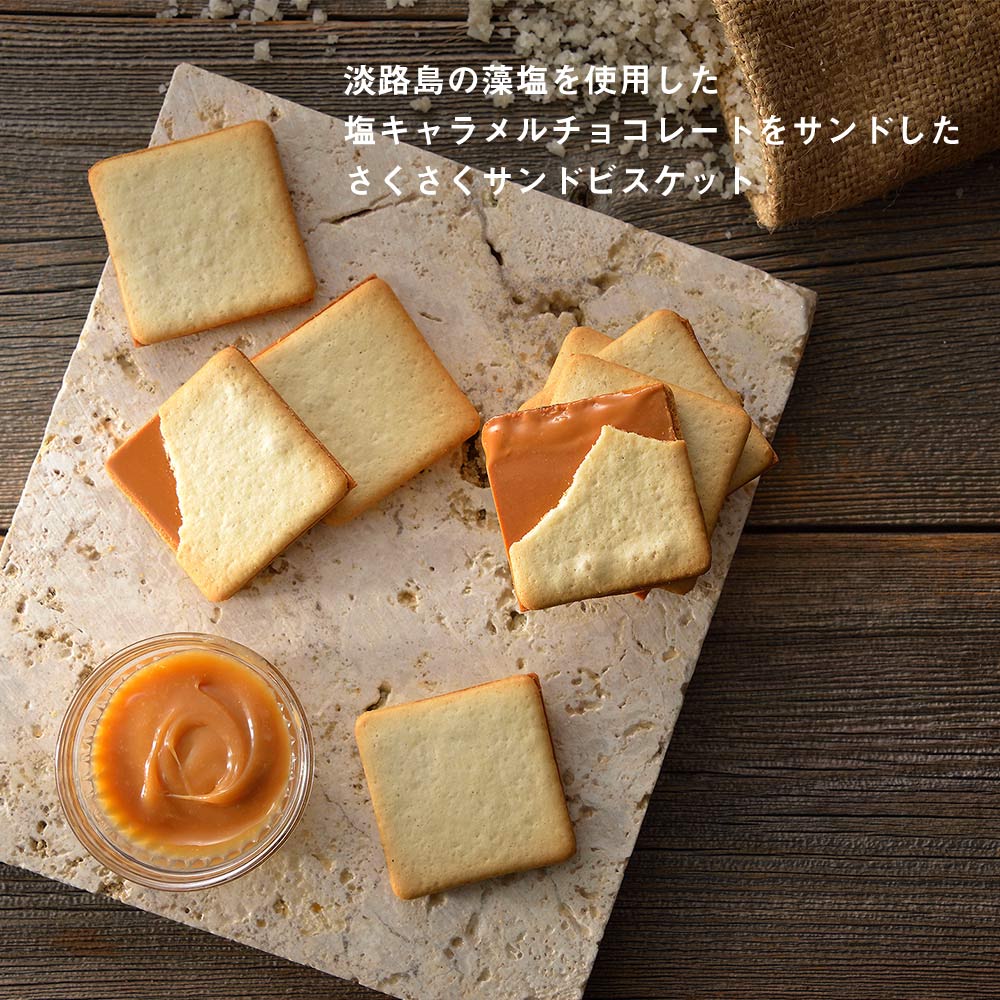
[56,634,313,890]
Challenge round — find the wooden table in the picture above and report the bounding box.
[2,4,999,998]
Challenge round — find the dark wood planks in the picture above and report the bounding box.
[2,534,998,1000]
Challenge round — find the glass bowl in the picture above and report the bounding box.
[56,632,313,891]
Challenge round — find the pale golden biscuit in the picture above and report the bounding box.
[548,354,750,536]
[158,347,353,602]
[507,426,711,610]
[89,121,315,345]
[597,311,777,491]
[354,674,575,900]
[601,311,741,403]
[726,428,778,492]
[255,276,480,524]
[519,326,616,410]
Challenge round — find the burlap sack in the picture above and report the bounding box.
[714,0,1000,227]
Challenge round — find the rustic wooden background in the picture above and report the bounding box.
[2,3,999,998]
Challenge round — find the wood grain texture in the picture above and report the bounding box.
[2,534,998,1000]
[2,6,1000,1000]
[0,0,468,18]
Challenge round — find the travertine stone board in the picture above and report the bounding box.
[0,64,815,1000]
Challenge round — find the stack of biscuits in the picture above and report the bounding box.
[483,311,777,611]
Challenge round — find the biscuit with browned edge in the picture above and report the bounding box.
[549,354,749,537]
[598,311,776,491]
[157,347,353,601]
[255,276,480,524]
[355,674,575,899]
[507,425,711,610]
[548,354,750,595]
[519,326,613,410]
[89,120,315,345]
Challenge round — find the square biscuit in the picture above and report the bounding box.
[255,276,481,524]
[600,310,741,405]
[355,674,575,900]
[507,426,711,610]
[598,311,776,490]
[157,347,353,601]
[89,121,316,345]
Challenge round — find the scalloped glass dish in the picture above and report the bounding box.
[56,633,313,891]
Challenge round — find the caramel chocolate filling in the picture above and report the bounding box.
[91,648,293,852]
[105,416,182,549]
[481,384,676,551]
